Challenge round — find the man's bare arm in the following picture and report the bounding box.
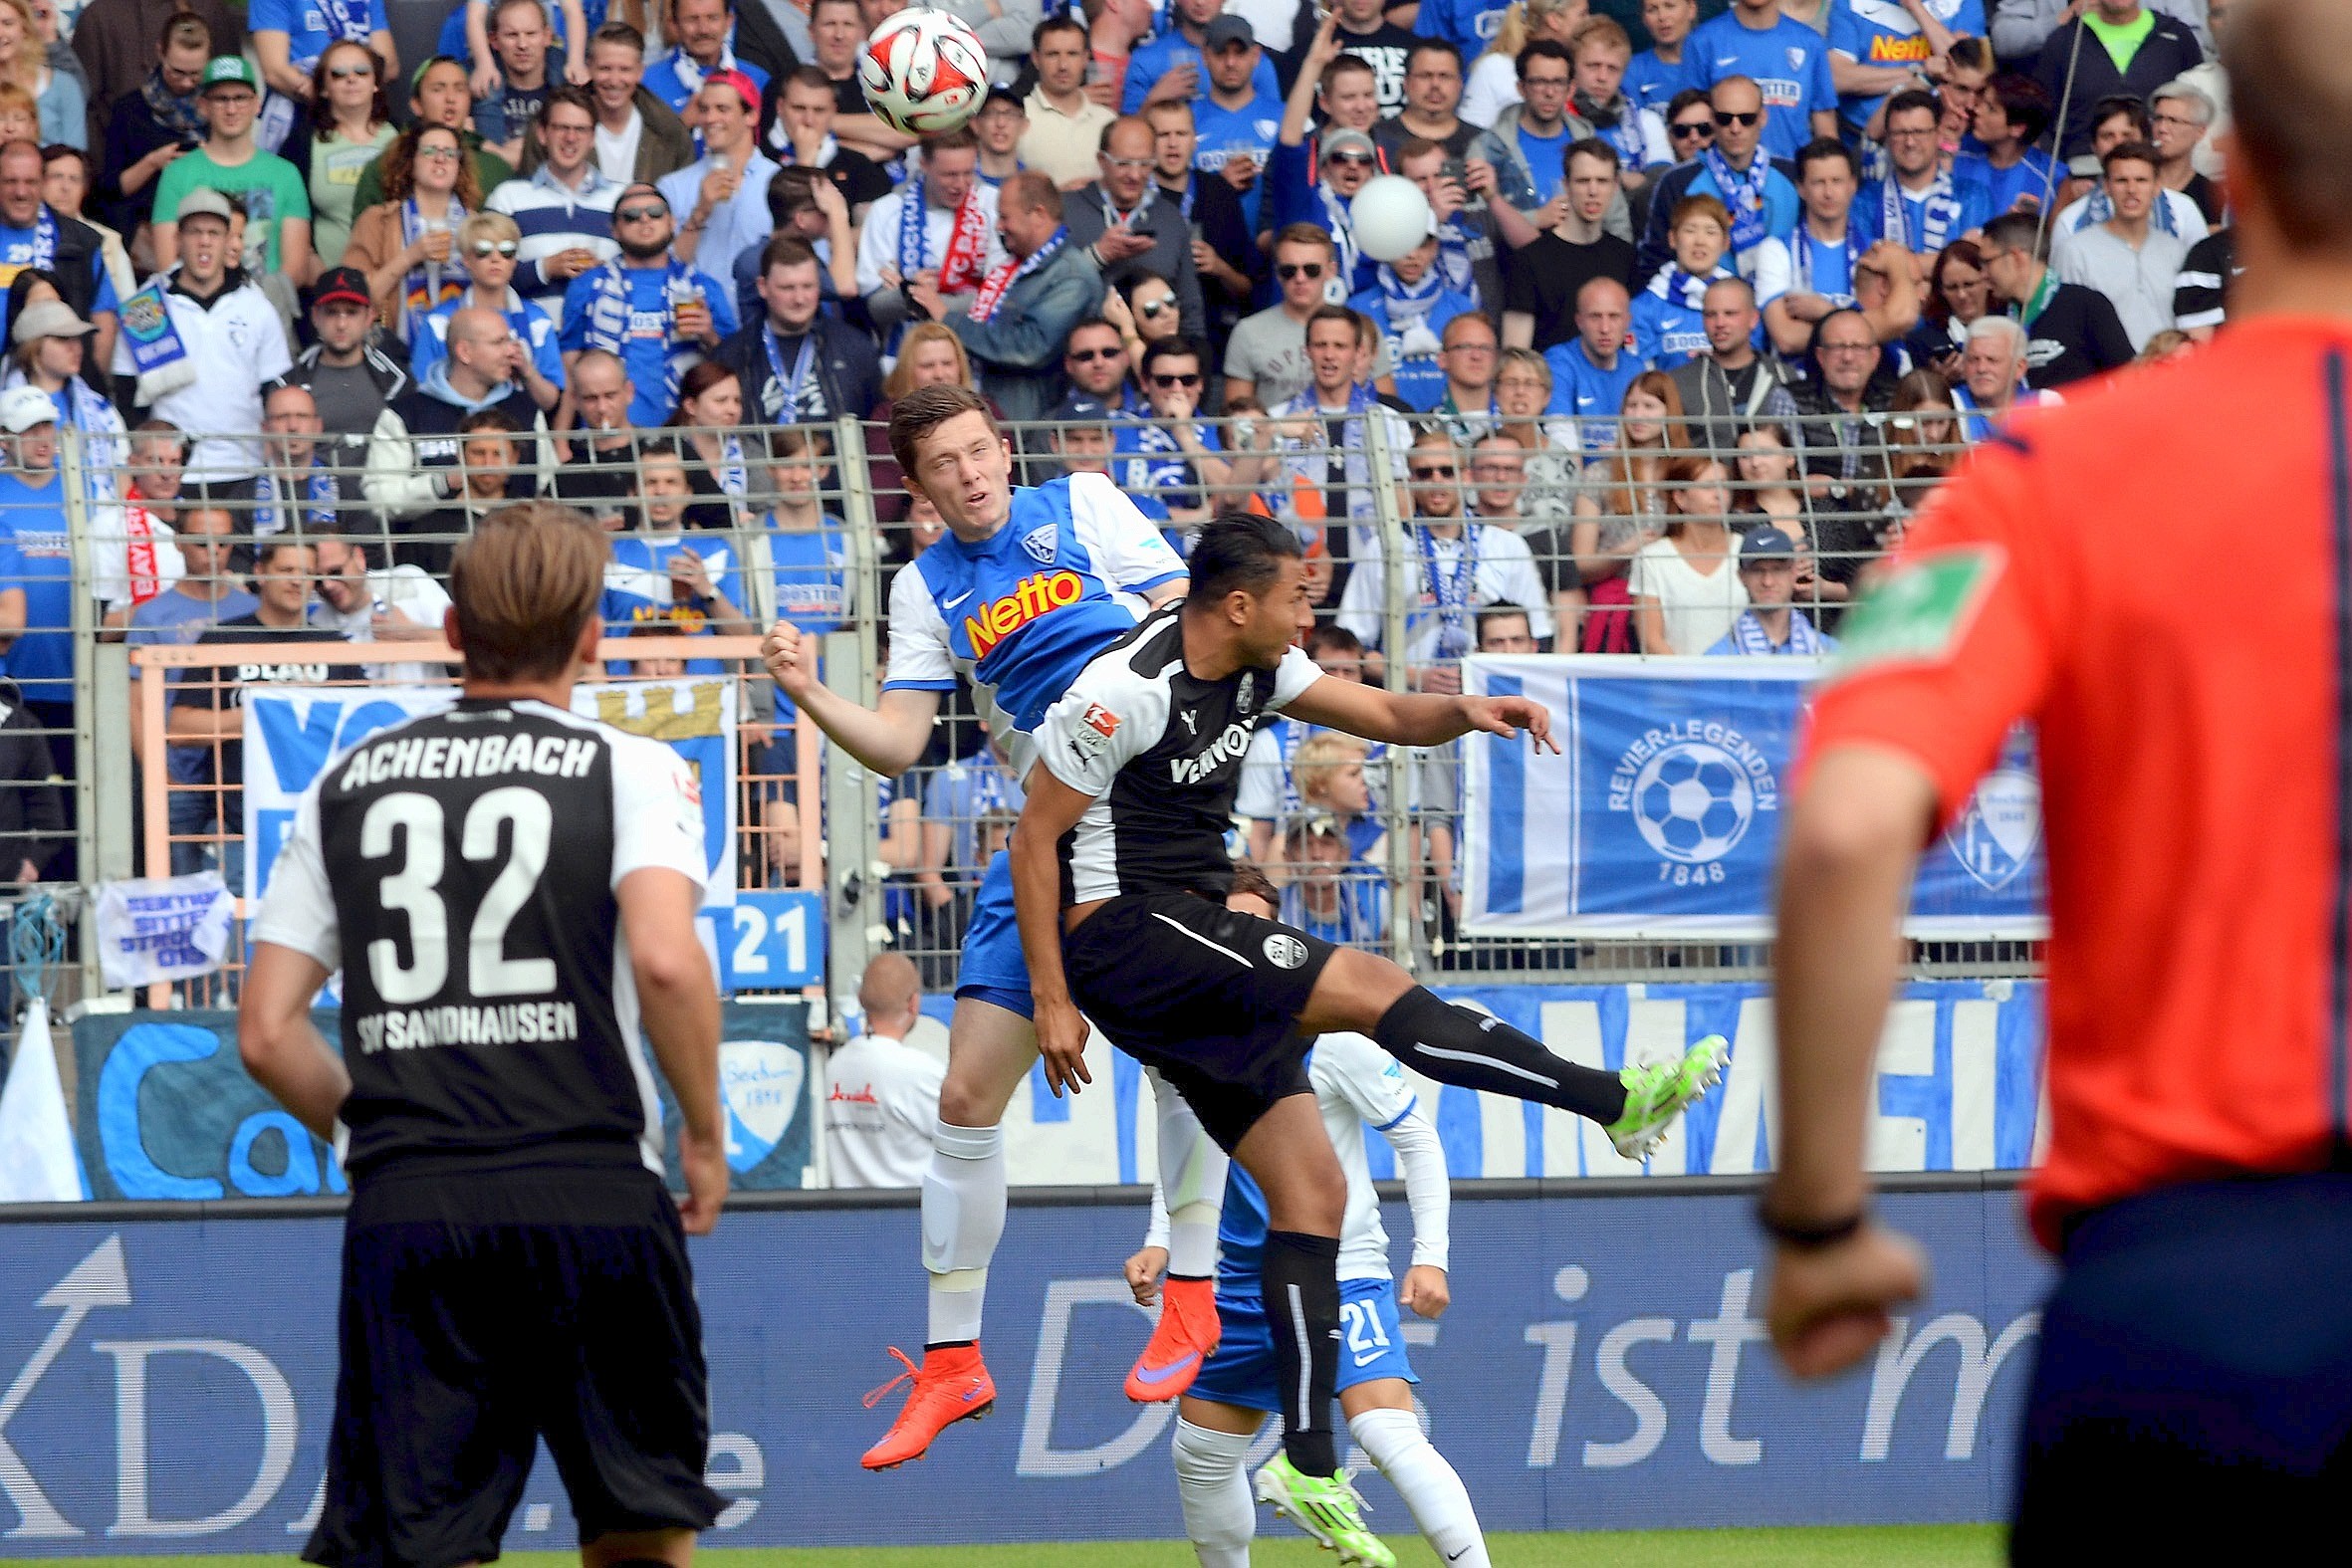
[1010,769,1101,1096]
[1283,674,1559,752]
[238,944,351,1141]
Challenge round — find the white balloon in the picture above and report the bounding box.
[1349,175,1435,264]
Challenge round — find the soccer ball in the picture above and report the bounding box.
[860,8,990,137]
[1631,742,1756,864]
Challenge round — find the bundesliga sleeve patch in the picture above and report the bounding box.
[1069,702,1121,758]
[1828,545,2005,677]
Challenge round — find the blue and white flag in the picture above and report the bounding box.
[117,280,194,403]
[1460,655,2045,939]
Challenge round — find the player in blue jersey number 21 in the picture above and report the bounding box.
[761,385,1234,1469]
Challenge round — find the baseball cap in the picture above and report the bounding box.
[983,85,1023,111]
[2066,152,2102,179]
[175,186,235,224]
[1321,127,1377,163]
[0,385,59,435]
[200,55,259,93]
[1051,395,1110,426]
[9,300,92,346]
[701,68,761,112]
[1741,526,1797,560]
[309,266,373,311]
[1204,14,1256,50]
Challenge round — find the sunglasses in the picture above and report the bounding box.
[1326,150,1375,167]
[1410,463,1457,479]
[1277,262,1324,280]
[1712,110,1761,128]
[1151,371,1202,387]
[1067,346,1120,362]
[1137,296,1173,318]
[328,63,372,80]
[470,239,520,257]
[1670,118,1714,139]
[617,203,669,221]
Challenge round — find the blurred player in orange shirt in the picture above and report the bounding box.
[1760,0,2352,1554]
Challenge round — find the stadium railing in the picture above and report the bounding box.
[2,404,2033,1025]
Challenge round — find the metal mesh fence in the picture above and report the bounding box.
[4,399,2038,1011]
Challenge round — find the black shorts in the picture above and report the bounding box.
[1063,891,1339,1151]
[305,1161,725,1568]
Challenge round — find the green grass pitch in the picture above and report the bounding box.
[31,1526,2003,1567]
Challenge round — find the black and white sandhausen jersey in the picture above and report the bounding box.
[249,697,708,1178]
[1038,606,1323,903]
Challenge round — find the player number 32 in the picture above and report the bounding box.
[361,787,559,1005]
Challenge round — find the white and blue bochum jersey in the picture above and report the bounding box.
[883,472,1185,779]
[1149,1033,1451,1290]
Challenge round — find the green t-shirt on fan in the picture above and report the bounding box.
[152,146,313,274]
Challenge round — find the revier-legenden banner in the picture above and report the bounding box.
[1460,657,2046,939]
[240,678,738,907]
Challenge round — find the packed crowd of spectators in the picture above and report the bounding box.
[0,0,2234,965]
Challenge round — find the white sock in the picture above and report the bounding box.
[1153,1069,1228,1278]
[1349,1407,1487,1568]
[1172,1418,1256,1568]
[921,1120,1005,1346]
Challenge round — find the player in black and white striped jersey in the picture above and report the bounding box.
[239,501,729,1568]
[1009,513,1726,1559]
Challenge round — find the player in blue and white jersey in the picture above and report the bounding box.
[760,383,1223,1471]
[1125,867,1488,1568]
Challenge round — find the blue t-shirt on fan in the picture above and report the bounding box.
[1689,11,1838,163]
[251,0,387,67]
[1122,36,1280,114]
[1956,148,2059,217]
[1350,284,1477,411]
[1828,0,1987,131]
[1543,337,1647,454]
[558,262,738,428]
[0,473,74,693]
[1623,48,1700,115]
[1192,92,1284,230]
[1413,0,1511,53]
[1854,173,1995,253]
[1516,122,1570,204]
[600,533,745,674]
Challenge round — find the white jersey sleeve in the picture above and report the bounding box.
[1234,723,1287,821]
[1267,642,1325,712]
[248,784,342,972]
[1067,471,1187,593]
[1333,554,1383,647]
[608,731,712,890]
[1035,640,1172,798]
[880,558,959,691]
[1313,1031,1451,1274]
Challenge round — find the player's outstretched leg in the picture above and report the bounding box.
[862,997,1036,1470]
[1172,1413,1259,1568]
[1302,950,1726,1159]
[1130,1070,1229,1402]
[1346,1402,1489,1568]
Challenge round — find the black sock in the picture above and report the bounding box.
[1374,986,1628,1125]
[1261,1229,1341,1477]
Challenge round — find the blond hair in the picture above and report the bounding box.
[449,502,610,681]
[458,209,522,249]
[1294,733,1370,805]
[0,0,38,93]
[1482,0,1581,62]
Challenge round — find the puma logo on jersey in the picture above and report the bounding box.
[1170,721,1253,784]
[963,569,1084,657]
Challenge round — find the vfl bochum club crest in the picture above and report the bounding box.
[1947,767,2041,891]
[1021,525,1058,564]
[720,1038,807,1171]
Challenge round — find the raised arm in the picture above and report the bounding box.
[761,620,943,777]
[1281,672,1560,752]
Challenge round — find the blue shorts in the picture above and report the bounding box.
[1191,1277,1418,1414]
[953,850,1033,1017]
